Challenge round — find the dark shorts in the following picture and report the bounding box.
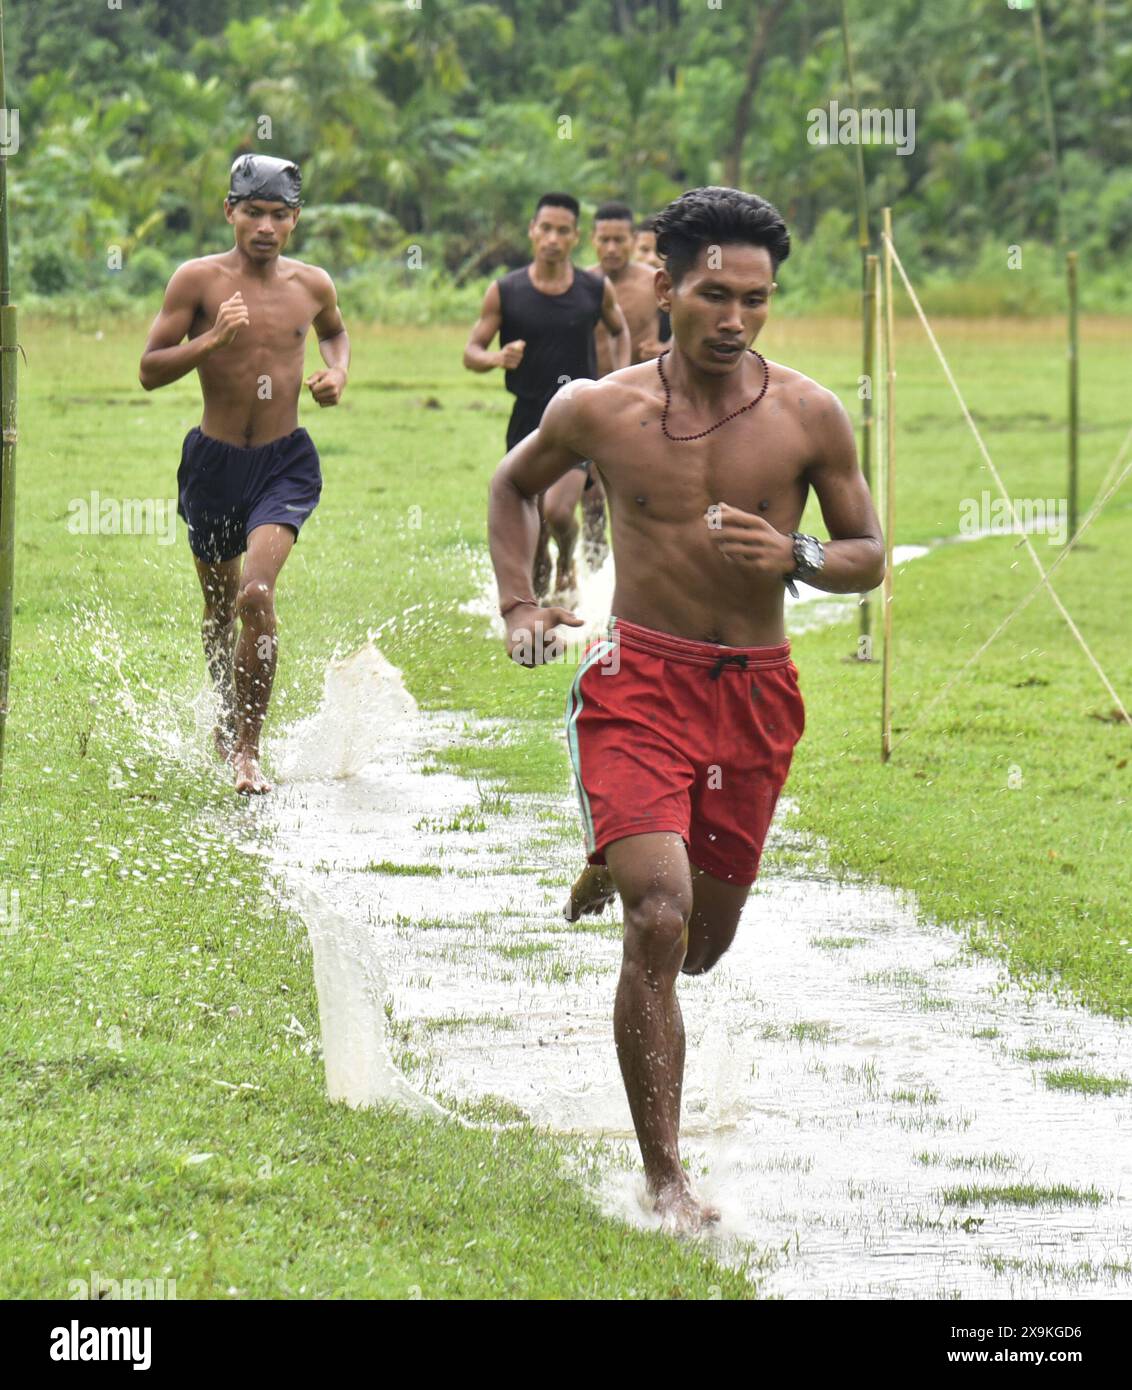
[176,426,322,563]
[565,616,805,887]
[506,396,593,490]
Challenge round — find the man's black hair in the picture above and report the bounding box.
[654,187,790,283]
[534,192,580,223]
[594,200,634,225]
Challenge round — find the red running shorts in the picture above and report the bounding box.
[564,615,805,887]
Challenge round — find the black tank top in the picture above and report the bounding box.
[497,265,604,403]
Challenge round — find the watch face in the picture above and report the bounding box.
[795,534,822,572]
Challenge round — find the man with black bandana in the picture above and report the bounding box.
[139,154,350,795]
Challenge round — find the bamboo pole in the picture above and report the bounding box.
[1031,0,1065,249]
[0,0,16,794]
[859,253,877,659]
[1067,249,1079,542]
[838,0,875,657]
[881,209,895,762]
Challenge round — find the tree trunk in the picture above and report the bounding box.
[723,0,790,189]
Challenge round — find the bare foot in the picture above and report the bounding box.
[563,863,617,922]
[653,1180,721,1236]
[233,749,272,795]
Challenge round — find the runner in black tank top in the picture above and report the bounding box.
[464,193,630,602]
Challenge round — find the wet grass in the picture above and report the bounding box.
[809,935,867,950]
[1015,1044,1072,1062]
[414,807,489,834]
[915,1151,1018,1171]
[941,1184,1105,1207]
[896,1111,975,1133]
[6,315,1131,1296]
[980,1253,1132,1284]
[421,1013,518,1034]
[363,860,443,876]
[971,1027,1000,1039]
[0,320,761,1300]
[1043,1068,1129,1096]
[494,940,557,960]
[859,969,930,990]
[890,1086,940,1105]
[760,1020,833,1045]
[757,1153,816,1174]
[840,1061,882,1098]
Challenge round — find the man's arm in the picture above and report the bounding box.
[798,389,886,592]
[708,387,885,593]
[464,281,524,373]
[306,269,350,407]
[600,278,631,372]
[138,262,244,391]
[487,385,593,663]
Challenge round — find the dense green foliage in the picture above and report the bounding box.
[7,0,1132,316]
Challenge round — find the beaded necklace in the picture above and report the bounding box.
[656,347,770,441]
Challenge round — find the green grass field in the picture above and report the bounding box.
[1,309,1129,1298]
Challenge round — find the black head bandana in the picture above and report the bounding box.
[227,154,302,208]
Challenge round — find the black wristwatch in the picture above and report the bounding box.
[784,532,825,598]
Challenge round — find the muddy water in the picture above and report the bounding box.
[266,629,1132,1300]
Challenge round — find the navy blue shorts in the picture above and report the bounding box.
[176,426,322,563]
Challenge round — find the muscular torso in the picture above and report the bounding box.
[590,262,662,374]
[573,357,818,646]
[189,254,325,446]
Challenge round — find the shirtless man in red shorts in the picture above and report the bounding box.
[487,186,885,1233]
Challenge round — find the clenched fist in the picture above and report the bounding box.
[498,339,526,370]
[306,368,347,407]
[209,291,250,348]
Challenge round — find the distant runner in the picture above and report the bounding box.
[634,212,673,354]
[464,193,629,603]
[488,186,885,1232]
[139,154,350,794]
[580,201,670,570]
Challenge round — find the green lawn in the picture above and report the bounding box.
[1,310,1128,1298]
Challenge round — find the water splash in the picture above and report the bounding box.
[292,877,446,1117]
[267,638,1132,1299]
[275,644,419,781]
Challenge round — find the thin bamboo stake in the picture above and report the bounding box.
[0,0,16,794]
[881,209,895,762]
[1031,0,1065,248]
[1067,249,1079,541]
[838,0,875,657]
[859,253,877,658]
